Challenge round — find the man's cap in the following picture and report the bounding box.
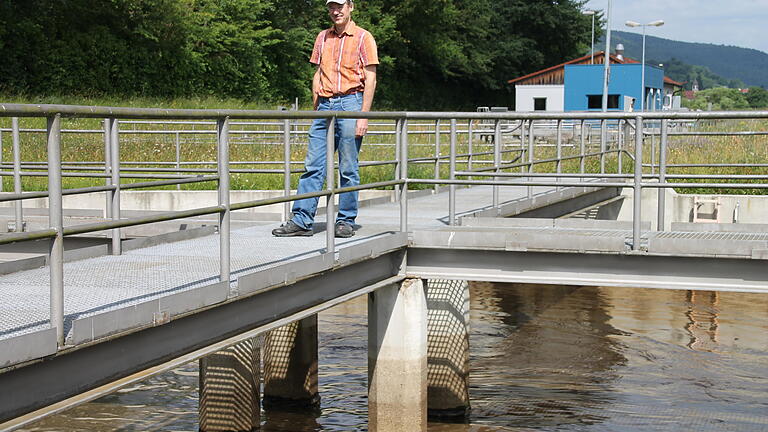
[326,0,348,4]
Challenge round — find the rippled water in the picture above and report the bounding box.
[22,284,768,431]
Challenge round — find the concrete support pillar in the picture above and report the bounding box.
[368,278,428,432]
[262,315,320,408]
[199,338,260,432]
[426,279,471,419]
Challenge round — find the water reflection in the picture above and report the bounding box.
[21,285,768,431]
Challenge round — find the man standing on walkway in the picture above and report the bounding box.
[272,0,378,238]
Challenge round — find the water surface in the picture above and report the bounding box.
[22,284,768,431]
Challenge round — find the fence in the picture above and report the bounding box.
[1,103,768,347]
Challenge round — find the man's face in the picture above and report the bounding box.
[328,1,353,27]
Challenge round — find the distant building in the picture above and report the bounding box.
[509,50,683,112]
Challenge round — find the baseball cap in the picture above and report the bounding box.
[326,0,347,4]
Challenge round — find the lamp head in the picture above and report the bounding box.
[583,9,596,15]
[625,20,641,27]
[648,20,665,27]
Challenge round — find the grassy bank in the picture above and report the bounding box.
[1,97,767,195]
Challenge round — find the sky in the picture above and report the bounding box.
[584,0,768,54]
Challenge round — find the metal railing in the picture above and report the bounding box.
[1,103,767,348]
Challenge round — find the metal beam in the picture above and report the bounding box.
[406,248,768,294]
[0,249,405,423]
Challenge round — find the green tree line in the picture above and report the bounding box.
[0,0,594,110]
[684,87,768,111]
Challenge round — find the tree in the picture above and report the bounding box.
[685,87,749,111]
[745,86,768,109]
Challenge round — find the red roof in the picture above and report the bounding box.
[508,51,679,87]
[508,51,630,85]
[664,76,685,87]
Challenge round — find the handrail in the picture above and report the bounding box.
[1,103,767,350]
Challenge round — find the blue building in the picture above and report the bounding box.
[509,50,678,112]
[564,63,664,111]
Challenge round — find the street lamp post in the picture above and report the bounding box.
[583,10,596,64]
[601,0,612,112]
[625,19,665,111]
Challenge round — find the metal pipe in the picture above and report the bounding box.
[449,119,457,226]
[394,118,401,202]
[175,132,181,191]
[434,119,441,193]
[467,119,474,172]
[618,120,624,175]
[103,119,112,219]
[110,119,121,255]
[528,120,534,199]
[633,116,643,251]
[579,120,585,178]
[217,118,231,285]
[493,120,501,212]
[325,116,335,254]
[0,129,3,192]
[283,119,291,221]
[600,119,606,174]
[12,117,23,232]
[657,119,668,231]
[47,114,64,347]
[4,103,768,120]
[400,119,408,232]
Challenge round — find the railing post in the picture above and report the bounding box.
[579,120,586,178]
[47,114,64,347]
[0,128,3,193]
[492,119,501,212]
[657,119,668,232]
[325,116,335,253]
[527,120,534,199]
[394,119,401,203]
[556,119,562,189]
[449,119,457,226]
[467,119,473,172]
[110,118,121,255]
[633,116,643,251]
[434,119,441,194]
[175,131,181,191]
[519,120,526,176]
[217,117,231,285]
[103,119,112,219]
[617,120,623,175]
[650,126,656,175]
[600,119,606,174]
[11,117,23,232]
[400,119,409,232]
[283,119,291,221]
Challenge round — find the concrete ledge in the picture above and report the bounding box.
[505,232,627,253]
[460,217,651,231]
[671,222,768,233]
[648,237,768,258]
[0,329,57,369]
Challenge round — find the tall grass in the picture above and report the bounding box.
[1,97,767,195]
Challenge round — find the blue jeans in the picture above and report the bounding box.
[291,93,364,229]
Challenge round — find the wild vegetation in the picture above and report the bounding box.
[0,0,595,110]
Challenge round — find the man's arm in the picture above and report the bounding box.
[312,66,322,110]
[356,64,377,137]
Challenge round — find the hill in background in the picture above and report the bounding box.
[601,31,768,88]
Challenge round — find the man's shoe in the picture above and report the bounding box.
[334,221,355,238]
[272,221,312,237]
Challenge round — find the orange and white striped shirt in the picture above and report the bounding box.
[310,21,378,97]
